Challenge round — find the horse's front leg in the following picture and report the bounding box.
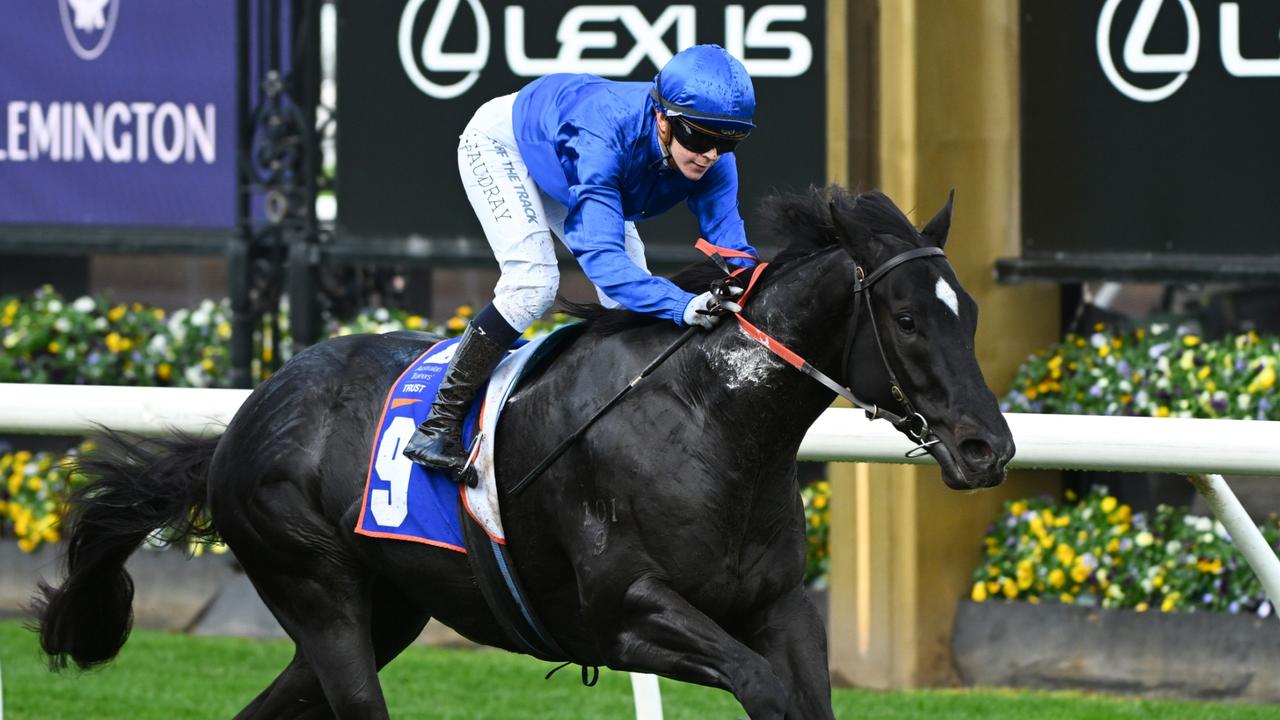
[741,584,836,719]
[590,575,788,720]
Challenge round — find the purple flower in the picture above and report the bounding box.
[1212,396,1229,412]
[1259,601,1273,619]
[1117,360,1131,375]
[1237,358,1247,371]
[1089,386,1103,398]
[86,351,100,366]
[1229,601,1240,614]
[1202,593,1214,605]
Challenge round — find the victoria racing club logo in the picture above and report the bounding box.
[1097,0,1280,103]
[398,1,814,100]
[60,0,120,61]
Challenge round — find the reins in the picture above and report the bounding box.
[509,231,946,496]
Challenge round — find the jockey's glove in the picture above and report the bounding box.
[682,287,743,330]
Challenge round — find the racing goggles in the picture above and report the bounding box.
[669,115,750,155]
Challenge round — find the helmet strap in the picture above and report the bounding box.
[657,112,676,170]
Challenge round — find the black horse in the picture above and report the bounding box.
[35,186,1013,719]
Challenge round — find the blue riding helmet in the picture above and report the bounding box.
[651,45,756,133]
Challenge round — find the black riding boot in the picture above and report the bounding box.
[402,320,510,484]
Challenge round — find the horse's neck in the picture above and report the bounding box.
[694,254,855,458]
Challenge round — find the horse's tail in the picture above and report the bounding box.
[33,429,221,671]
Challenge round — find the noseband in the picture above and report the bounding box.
[840,244,946,457]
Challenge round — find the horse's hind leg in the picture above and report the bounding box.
[235,575,430,719]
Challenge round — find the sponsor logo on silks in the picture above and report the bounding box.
[1097,0,1280,104]
[398,1,816,100]
[60,0,120,61]
[423,344,459,366]
[402,383,427,393]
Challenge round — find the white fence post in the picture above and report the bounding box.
[630,672,663,720]
[1189,474,1280,623]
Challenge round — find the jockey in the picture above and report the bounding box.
[403,44,759,480]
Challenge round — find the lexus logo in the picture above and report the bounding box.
[399,0,490,100]
[397,2,815,101]
[60,0,120,61]
[1096,0,1200,103]
[1097,1,1280,103]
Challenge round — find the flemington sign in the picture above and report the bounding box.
[337,1,825,258]
[0,0,239,233]
[1009,0,1280,281]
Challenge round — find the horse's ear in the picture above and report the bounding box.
[921,189,955,248]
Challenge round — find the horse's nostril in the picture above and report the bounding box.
[960,438,995,467]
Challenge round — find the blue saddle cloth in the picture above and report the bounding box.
[355,337,481,552]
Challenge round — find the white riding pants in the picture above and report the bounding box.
[456,93,649,332]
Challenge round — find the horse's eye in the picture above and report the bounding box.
[896,314,916,333]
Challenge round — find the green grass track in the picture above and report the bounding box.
[0,620,1275,719]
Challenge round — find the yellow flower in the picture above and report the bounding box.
[1152,574,1164,589]
[1155,406,1170,418]
[47,341,61,354]
[1064,489,1077,502]
[1001,577,1018,599]
[1056,543,1075,566]
[26,476,42,491]
[1059,592,1075,604]
[971,581,988,602]
[1198,365,1211,380]
[107,305,126,322]
[1161,592,1181,612]
[1017,560,1034,589]
[1183,335,1200,347]
[987,564,1000,578]
[17,537,35,553]
[202,358,215,372]
[1076,530,1088,544]
[1108,505,1132,525]
[986,580,1000,594]
[105,331,122,353]
[1054,514,1070,528]
[813,495,828,510]
[457,305,474,318]
[153,308,166,321]
[1070,563,1090,583]
[1248,364,1276,393]
[406,315,425,330]
[157,363,172,382]
[1048,568,1066,588]
[1100,496,1117,514]
[1098,344,1111,358]
[1010,500,1027,517]
[217,321,232,340]
[1135,602,1149,612]
[1107,538,1121,554]
[1196,558,1223,574]
[447,317,466,332]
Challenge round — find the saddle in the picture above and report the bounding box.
[355,324,584,661]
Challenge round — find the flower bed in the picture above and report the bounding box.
[1002,323,1279,420]
[971,486,1280,617]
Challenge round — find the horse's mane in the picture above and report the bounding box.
[561,185,917,335]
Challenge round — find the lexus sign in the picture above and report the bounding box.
[337,1,825,254]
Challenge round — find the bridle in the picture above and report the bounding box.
[838,244,946,457]
[702,225,947,458]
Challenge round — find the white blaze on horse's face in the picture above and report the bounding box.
[935,277,960,318]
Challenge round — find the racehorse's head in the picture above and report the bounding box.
[829,189,1013,490]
